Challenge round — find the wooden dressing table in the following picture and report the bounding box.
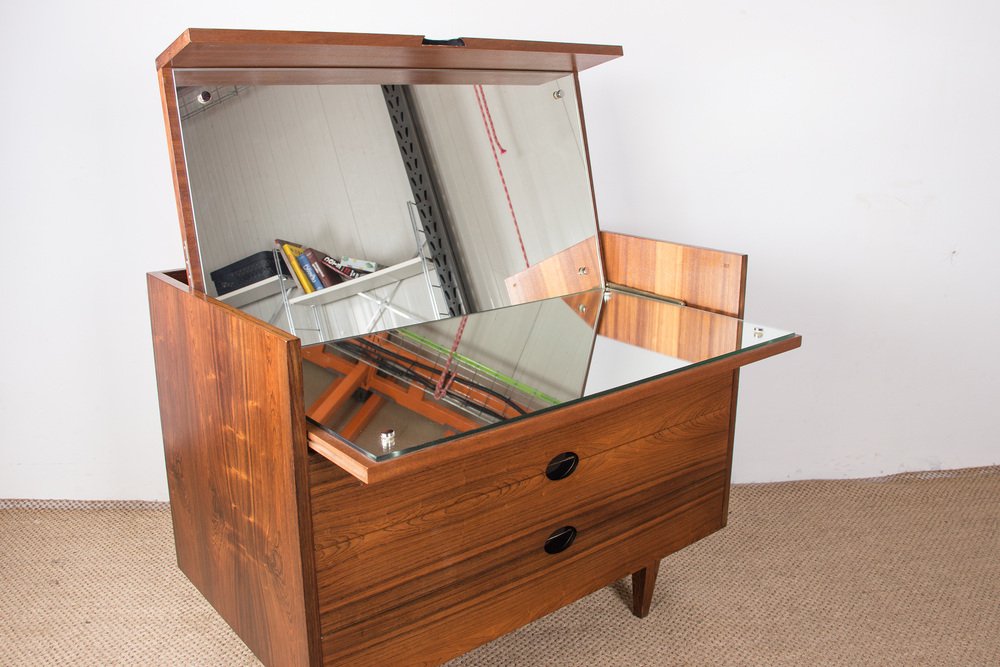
[148,28,801,666]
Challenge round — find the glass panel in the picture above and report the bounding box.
[303,288,794,461]
[174,75,602,345]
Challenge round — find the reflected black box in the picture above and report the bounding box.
[210,250,289,295]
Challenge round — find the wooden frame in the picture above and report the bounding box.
[156,30,622,294]
[157,29,622,72]
[149,28,800,666]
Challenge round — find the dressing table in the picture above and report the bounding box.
[148,28,801,666]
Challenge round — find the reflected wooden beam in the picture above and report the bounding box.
[302,342,488,434]
[307,362,369,423]
[367,378,483,432]
[340,394,386,442]
[303,345,356,374]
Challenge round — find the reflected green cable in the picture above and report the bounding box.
[396,328,560,405]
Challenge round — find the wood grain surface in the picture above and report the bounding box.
[598,290,742,362]
[147,271,320,666]
[311,402,731,627]
[157,29,622,72]
[504,236,603,304]
[308,371,735,664]
[318,474,725,666]
[600,232,748,318]
[308,373,731,548]
[309,370,732,512]
[631,561,660,618]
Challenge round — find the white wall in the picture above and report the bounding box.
[1,1,997,500]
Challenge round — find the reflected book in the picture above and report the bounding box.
[319,253,368,281]
[274,239,313,293]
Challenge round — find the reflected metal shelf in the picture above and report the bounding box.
[216,274,293,308]
[288,257,425,307]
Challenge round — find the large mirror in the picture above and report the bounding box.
[175,75,603,344]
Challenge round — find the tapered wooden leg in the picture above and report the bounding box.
[631,561,660,618]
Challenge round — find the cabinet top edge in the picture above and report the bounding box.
[156,28,623,72]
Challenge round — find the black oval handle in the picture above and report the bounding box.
[545,452,579,481]
[544,526,577,554]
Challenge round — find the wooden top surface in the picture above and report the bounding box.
[157,28,623,72]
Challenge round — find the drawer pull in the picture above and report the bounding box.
[544,526,577,554]
[545,452,579,481]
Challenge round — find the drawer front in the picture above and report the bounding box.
[320,472,727,666]
[313,404,730,629]
[309,371,734,546]
[311,370,737,664]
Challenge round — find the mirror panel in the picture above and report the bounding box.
[303,288,795,461]
[175,74,602,344]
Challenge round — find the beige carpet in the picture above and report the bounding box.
[2,467,998,666]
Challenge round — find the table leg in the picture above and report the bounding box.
[631,560,660,618]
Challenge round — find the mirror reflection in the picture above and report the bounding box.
[176,77,602,344]
[303,288,794,461]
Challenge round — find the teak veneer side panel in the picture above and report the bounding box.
[601,232,748,318]
[157,28,622,72]
[147,271,320,667]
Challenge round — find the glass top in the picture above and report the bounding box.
[303,288,794,461]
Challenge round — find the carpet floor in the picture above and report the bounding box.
[2,467,997,666]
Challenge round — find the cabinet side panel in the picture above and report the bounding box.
[147,272,318,667]
[600,231,747,318]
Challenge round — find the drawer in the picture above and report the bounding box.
[319,471,728,666]
[310,363,738,663]
[312,400,730,627]
[309,371,734,545]
[308,359,736,488]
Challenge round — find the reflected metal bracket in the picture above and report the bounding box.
[606,283,687,308]
[382,84,470,316]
